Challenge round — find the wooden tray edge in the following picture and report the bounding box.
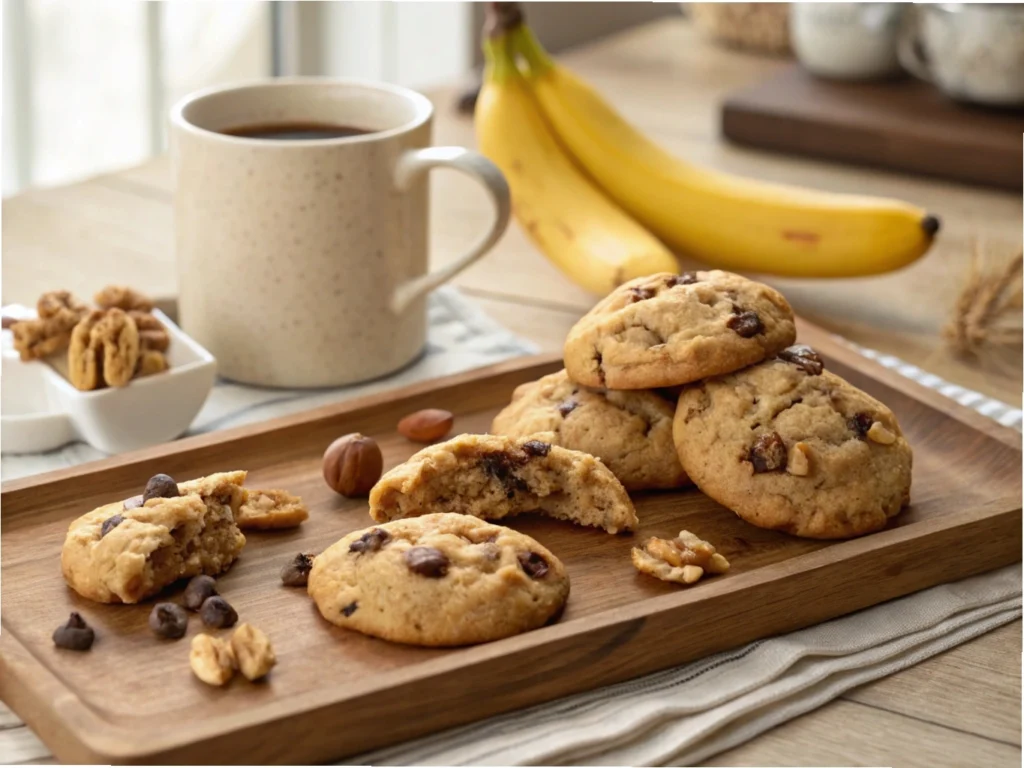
[3,498,1020,764]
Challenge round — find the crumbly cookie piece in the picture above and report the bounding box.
[369,433,637,534]
[95,285,154,313]
[236,489,309,530]
[11,291,89,362]
[60,471,248,603]
[308,513,570,646]
[632,530,730,585]
[563,271,796,389]
[673,345,912,539]
[491,369,688,491]
[68,308,141,390]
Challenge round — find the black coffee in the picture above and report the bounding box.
[221,122,373,140]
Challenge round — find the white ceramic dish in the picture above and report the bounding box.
[2,307,216,455]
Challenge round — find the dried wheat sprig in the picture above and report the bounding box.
[943,243,1023,358]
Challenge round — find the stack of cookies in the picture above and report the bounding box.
[493,270,913,540]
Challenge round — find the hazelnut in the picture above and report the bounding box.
[323,433,383,496]
[397,409,454,443]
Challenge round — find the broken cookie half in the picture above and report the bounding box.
[60,470,248,604]
[368,433,638,534]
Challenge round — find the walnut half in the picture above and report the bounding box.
[632,530,730,585]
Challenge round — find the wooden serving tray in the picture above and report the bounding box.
[1,321,1020,764]
[722,65,1024,190]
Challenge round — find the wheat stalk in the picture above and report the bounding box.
[943,242,1023,358]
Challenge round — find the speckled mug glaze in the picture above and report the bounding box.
[171,79,509,387]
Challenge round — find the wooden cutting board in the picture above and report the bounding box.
[722,65,1024,190]
[1,320,1020,764]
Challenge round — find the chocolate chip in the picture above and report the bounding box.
[349,528,391,554]
[143,473,180,502]
[727,307,763,338]
[749,432,786,473]
[183,575,218,611]
[100,514,124,538]
[629,286,655,302]
[668,272,699,287]
[341,601,359,617]
[404,546,449,578]
[849,412,874,438]
[521,440,551,457]
[779,344,823,376]
[123,494,144,510]
[199,596,238,629]
[557,399,578,417]
[281,553,315,587]
[148,602,188,639]
[52,612,94,651]
[517,551,549,579]
[480,451,529,498]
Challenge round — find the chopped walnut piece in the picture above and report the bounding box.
[94,285,154,313]
[129,310,170,352]
[37,290,88,320]
[68,309,140,391]
[867,421,897,445]
[786,441,811,476]
[632,530,730,585]
[11,291,88,361]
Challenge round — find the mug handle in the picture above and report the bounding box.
[897,9,932,82]
[389,147,511,314]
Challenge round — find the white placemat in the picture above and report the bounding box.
[1,296,1020,765]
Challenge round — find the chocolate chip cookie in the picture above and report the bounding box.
[369,433,638,534]
[673,345,912,539]
[60,471,248,603]
[563,271,796,389]
[491,369,688,491]
[308,513,570,646]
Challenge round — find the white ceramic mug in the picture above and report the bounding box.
[791,3,906,81]
[171,78,510,387]
[898,3,1024,107]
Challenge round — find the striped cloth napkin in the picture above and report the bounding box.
[1,291,1019,765]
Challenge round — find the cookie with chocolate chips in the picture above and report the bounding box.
[307,513,570,646]
[368,433,637,534]
[563,271,796,389]
[491,368,689,490]
[673,346,912,539]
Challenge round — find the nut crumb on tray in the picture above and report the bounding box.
[632,530,730,585]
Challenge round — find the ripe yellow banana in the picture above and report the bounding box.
[510,25,940,278]
[475,33,678,295]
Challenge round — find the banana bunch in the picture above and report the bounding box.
[474,6,940,293]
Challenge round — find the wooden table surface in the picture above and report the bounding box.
[2,17,1020,767]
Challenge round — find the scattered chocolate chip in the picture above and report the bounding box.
[521,440,551,457]
[100,514,124,538]
[52,612,94,651]
[199,596,238,629]
[557,399,578,417]
[341,601,359,617]
[849,412,874,438]
[183,575,218,611]
[123,494,144,510]
[779,344,823,375]
[630,286,655,302]
[726,307,763,338]
[749,432,787,473]
[349,528,391,554]
[517,551,549,579]
[148,602,188,639]
[281,553,315,587]
[404,546,449,578]
[480,451,529,498]
[668,272,699,287]
[143,473,180,502]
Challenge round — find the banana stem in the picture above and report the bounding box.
[482,34,518,85]
[510,24,554,77]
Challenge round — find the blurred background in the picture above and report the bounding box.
[2,0,680,194]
